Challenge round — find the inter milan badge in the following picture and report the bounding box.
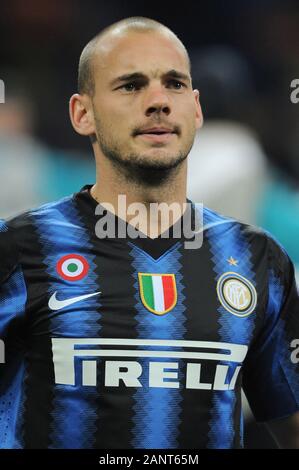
[216,271,257,317]
[138,273,177,315]
[56,254,89,281]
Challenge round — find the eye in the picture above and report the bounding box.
[168,80,186,90]
[120,82,141,92]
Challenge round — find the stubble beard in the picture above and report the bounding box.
[93,114,192,188]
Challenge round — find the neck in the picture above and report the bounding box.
[90,152,188,238]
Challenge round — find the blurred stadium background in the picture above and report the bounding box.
[1,0,299,449]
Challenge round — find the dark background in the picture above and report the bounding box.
[1,0,299,448]
[1,0,299,180]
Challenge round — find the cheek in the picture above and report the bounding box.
[102,113,132,145]
[103,105,128,128]
[96,109,119,134]
[181,108,197,133]
[179,97,198,120]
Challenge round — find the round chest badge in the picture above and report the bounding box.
[56,254,89,281]
[216,272,257,317]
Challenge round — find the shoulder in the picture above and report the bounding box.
[201,204,267,239]
[201,204,292,269]
[0,194,75,282]
[6,193,75,230]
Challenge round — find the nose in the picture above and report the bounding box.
[144,84,171,117]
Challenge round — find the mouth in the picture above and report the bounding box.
[135,127,178,143]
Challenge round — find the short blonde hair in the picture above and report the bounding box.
[78,16,190,97]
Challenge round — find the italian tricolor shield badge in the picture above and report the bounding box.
[138,273,177,315]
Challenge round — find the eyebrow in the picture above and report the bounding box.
[110,69,190,87]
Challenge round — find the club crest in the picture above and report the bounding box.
[216,272,257,317]
[138,273,177,315]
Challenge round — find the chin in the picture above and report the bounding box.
[138,153,186,171]
[140,147,180,159]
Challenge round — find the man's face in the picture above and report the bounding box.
[90,30,202,182]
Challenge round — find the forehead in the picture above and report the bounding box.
[93,31,189,83]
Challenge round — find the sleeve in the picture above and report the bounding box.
[242,232,299,422]
[0,219,27,341]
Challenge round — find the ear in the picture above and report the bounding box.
[193,89,203,130]
[69,93,95,137]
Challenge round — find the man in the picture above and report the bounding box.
[0,17,298,449]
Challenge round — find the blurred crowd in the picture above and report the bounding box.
[1,0,299,448]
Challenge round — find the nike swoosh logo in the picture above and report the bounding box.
[48,291,101,311]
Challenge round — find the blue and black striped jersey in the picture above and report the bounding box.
[0,185,298,449]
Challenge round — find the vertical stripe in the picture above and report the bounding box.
[91,238,138,448]
[205,208,256,448]
[162,275,174,310]
[143,275,155,310]
[178,203,218,448]
[0,266,27,448]
[0,360,25,448]
[129,242,185,448]
[152,275,164,312]
[32,197,100,448]
[0,266,27,336]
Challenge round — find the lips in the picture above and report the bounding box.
[137,127,176,135]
